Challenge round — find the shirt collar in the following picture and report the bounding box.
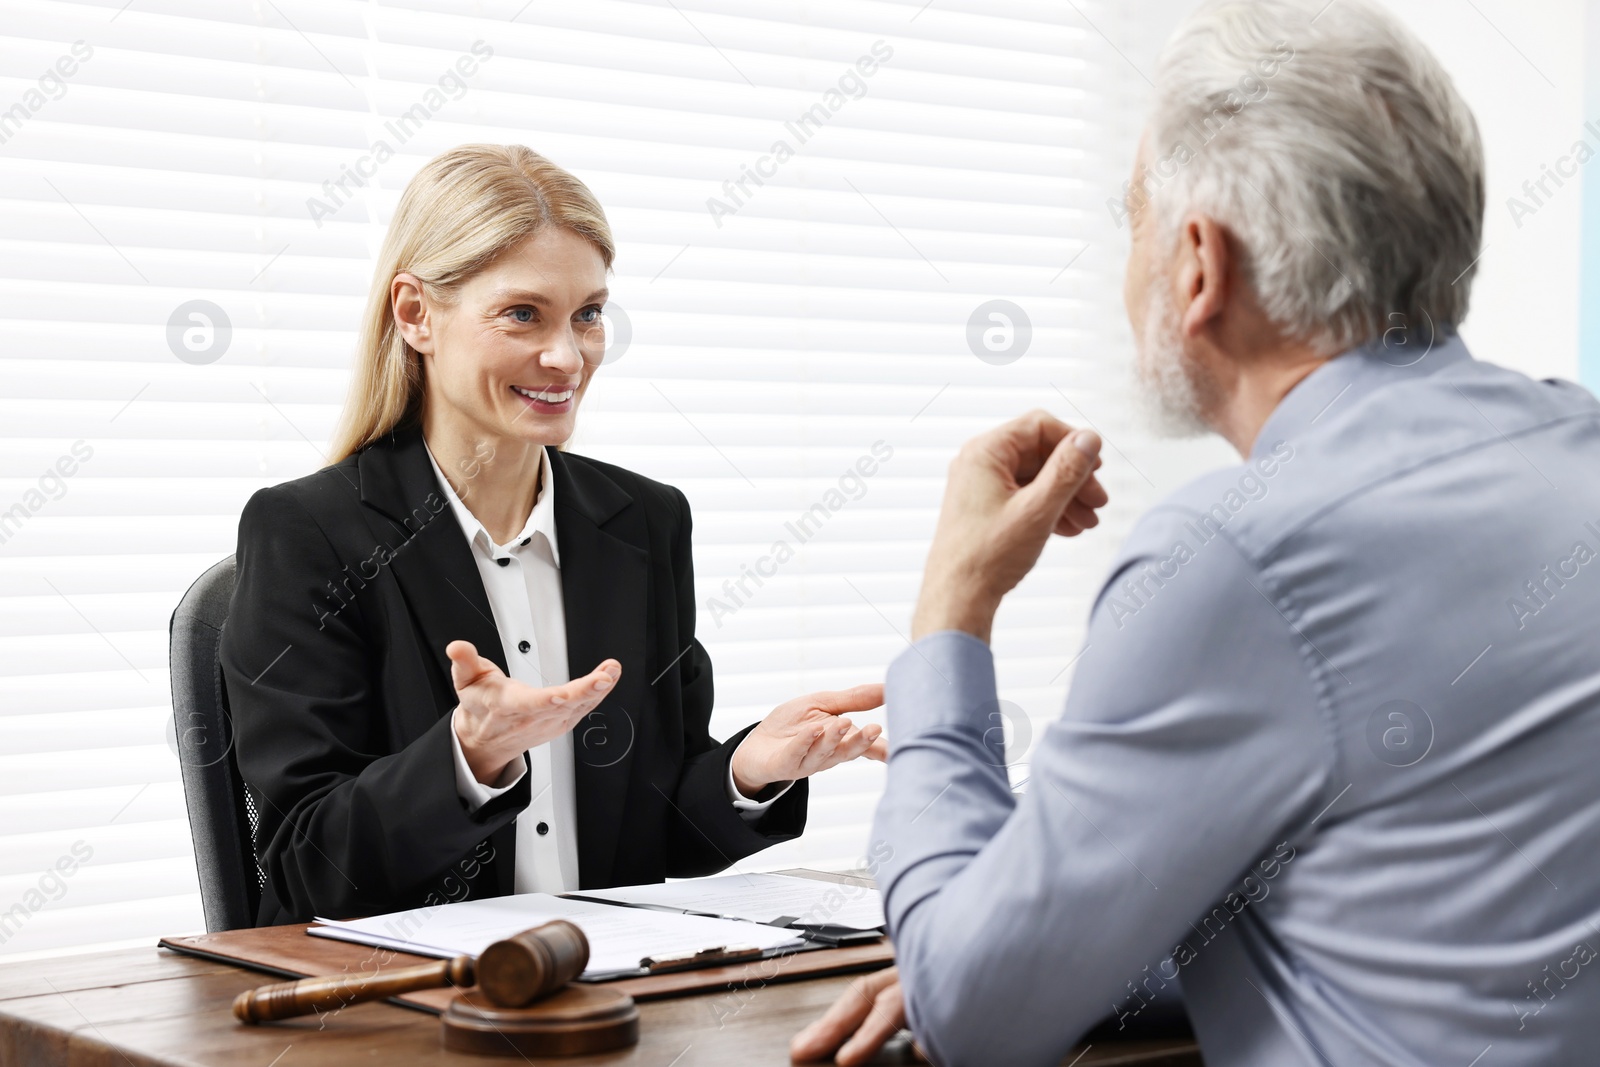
[424,442,561,567]
[1250,330,1474,459]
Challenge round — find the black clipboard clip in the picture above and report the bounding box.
[640,944,765,974]
[772,915,885,946]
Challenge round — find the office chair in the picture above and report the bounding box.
[168,555,263,931]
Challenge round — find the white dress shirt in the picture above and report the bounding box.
[426,443,783,895]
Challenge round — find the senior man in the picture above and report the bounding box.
[793,1,1600,1064]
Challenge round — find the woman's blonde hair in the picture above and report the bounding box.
[329,144,615,462]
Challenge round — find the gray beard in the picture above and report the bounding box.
[1132,283,1210,439]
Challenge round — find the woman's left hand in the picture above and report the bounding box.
[730,684,888,797]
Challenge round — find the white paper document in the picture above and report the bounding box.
[311,893,804,979]
[579,872,885,931]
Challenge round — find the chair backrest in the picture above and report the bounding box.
[168,555,262,931]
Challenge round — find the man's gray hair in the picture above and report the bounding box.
[1141,0,1484,351]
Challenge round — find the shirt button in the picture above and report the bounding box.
[496,557,510,567]
[536,822,549,836]
[521,538,531,546]
[518,640,531,653]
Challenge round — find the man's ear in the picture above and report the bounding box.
[1173,214,1232,339]
[391,272,434,355]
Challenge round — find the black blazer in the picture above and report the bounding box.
[221,425,806,925]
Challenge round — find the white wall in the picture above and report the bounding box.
[1384,0,1587,383]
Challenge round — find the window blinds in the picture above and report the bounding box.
[0,0,1143,956]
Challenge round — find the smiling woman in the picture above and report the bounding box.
[221,145,888,925]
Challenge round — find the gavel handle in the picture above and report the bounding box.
[233,955,475,1023]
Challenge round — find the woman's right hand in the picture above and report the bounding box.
[446,639,621,785]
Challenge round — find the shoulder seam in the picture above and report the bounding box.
[245,483,372,632]
[1261,410,1600,563]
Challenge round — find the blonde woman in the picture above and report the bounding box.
[222,145,886,924]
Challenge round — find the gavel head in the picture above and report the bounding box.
[476,919,590,1008]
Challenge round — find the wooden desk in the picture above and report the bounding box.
[0,943,1201,1065]
[0,870,1203,1062]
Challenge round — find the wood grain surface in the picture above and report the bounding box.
[0,869,1202,1065]
[0,942,1201,1066]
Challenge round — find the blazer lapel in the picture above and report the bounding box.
[355,427,508,687]
[356,426,514,900]
[550,448,650,888]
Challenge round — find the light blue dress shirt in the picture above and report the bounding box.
[874,335,1600,1066]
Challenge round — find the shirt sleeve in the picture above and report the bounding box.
[872,507,1334,1067]
[449,706,528,811]
[725,760,794,820]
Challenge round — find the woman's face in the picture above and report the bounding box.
[402,226,609,448]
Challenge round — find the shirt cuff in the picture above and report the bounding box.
[449,706,527,811]
[886,630,1004,755]
[725,754,792,820]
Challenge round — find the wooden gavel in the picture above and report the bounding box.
[233,919,590,1024]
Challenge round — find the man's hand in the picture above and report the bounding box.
[730,685,887,797]
[448,639,621,785]
[912,411,1106,643]
[791,967,911,1065]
